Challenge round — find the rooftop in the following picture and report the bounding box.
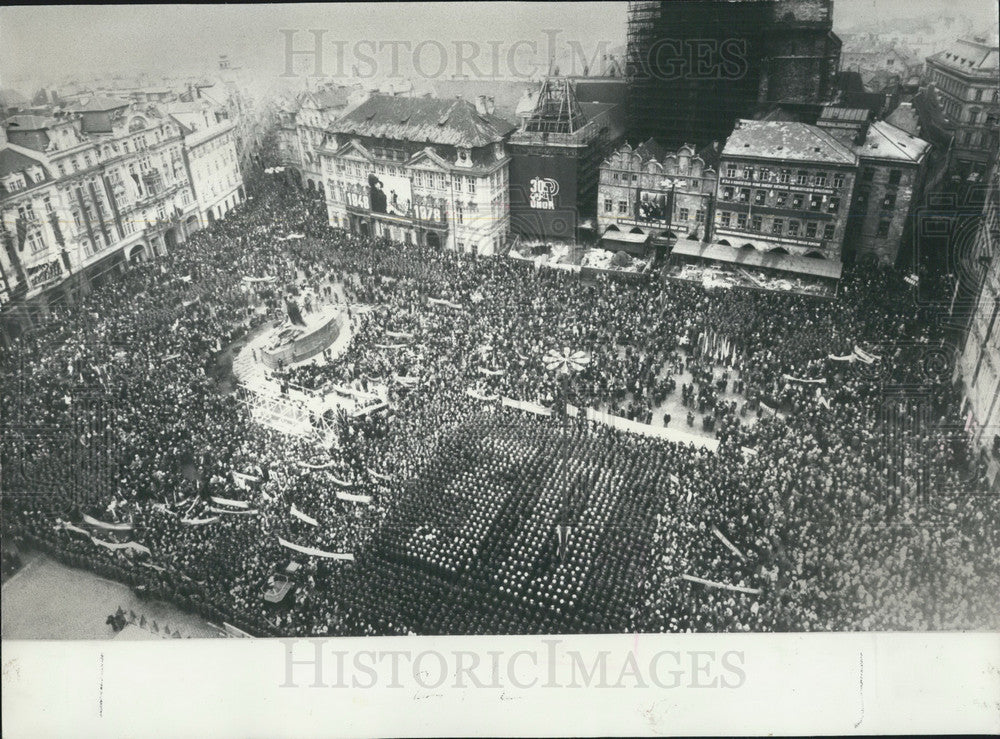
[928,38,1000,75]
[331,93,515,149]
[67,96,131,113]
[722,120,857,166]
[0,143,51,192]
[4,114,59,131]
[308,86,353,110]
[858,120,930,163]
[885,102,921,137]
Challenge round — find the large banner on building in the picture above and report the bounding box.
[636,190,670,225]
[508,151,579,240]
[367,173,411,217]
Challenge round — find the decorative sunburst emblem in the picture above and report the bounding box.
[542,347,591,375]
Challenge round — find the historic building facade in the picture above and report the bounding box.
[322,94,514,255]
[955,152,1000,489]
[846,120,931,264]
[168,103,245,227]
[713,120,857,262]
[598,140,717,245]
[924,37,1000,178]
[1,97,202,342]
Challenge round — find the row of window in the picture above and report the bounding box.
[723,164,846,189]
[606,170,708,188]
[931,69,999,104]
[54,139,182,181]
[334,159,505,195]
[602,198,706,223]
[718,210,837,241]
[720,187,841,213]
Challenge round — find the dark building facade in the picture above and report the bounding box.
[507,78,625,242]
[626,0,841,148]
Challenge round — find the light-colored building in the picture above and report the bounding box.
[1,96,200,342]
[167,101,245,226]
[295,86,367,192]
[0,143,74,316]
[955,153,1000,490]
[322,93,515,254]
[712,119,857,267]
[924,37,1000,177]
[597,139,717,253]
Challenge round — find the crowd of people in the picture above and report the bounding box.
[2,138,998,637]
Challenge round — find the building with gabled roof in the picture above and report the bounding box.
[598,140,718,255]
[321,93,515,255]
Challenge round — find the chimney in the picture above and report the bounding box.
[475,95,489,116]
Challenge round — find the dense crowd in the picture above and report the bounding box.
[2,144,998,636]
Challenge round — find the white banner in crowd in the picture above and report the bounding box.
[336,491,372,505]
[373,343,409,350]
[393,374,419,386]
[211,495,250,509]
[500,396,718,451]
[854,345,880,363]
[427,297,464,310]
[181,516,220,526]
[242,275,277,284]
[206,506,259,515]
[327,475,355,488]
[712,526,746,560]
[782,374,827,385]
[277,537,355,560]
[501,396,553,417]
[290,504,319,527]
[384,330,413,340]
[680,573,761,595]
[81,514,133,532]
[367,468,392,482]
[478,368,506,376]
[587,406,720,452]
[55,519,91,537]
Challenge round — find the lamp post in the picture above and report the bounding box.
[542,347,591,561]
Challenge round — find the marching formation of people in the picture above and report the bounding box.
[2,141,998,636]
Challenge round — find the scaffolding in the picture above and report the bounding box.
[238,382,339,445]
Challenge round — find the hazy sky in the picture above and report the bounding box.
[1,2,996,92]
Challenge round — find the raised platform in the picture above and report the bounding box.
[260,306,343,369]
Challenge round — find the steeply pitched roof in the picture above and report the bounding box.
[722,120,857,165]
[0,143,52,190]
[330,93,515,148]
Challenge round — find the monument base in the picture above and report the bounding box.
[260,306,343,370]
